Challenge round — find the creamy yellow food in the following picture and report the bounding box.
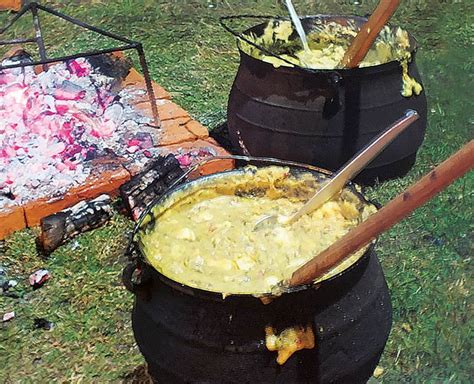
[139,167,376,296]
[265,325,315,365]
[239,19,422,97]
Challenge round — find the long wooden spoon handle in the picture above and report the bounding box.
[288,140,474,287]
[339,0,401,68]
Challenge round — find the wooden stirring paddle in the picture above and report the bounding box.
[339,0,401,68]
[287,140,474,287]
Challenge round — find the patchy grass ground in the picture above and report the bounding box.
[0,0,472,382]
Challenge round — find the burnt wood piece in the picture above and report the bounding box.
[120,154,184,221]
[37,194,113,255]
[87,53,132,80]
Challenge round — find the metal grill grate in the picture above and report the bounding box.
[0,1,160,127]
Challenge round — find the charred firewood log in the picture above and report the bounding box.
[37,194,113,255]
[1,47,32,64]
[120,154,185,221]
[87,53,132,81]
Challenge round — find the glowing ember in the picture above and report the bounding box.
[0,56,155,206]
[175,147,218,168]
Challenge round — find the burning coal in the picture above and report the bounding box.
[0,54,155,206]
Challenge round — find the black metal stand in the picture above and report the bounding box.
[0,2,160,127]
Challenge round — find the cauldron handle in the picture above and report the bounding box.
[122,242,152,295]
[122,262,138,293]
[321,72,342,119]
[220,15,301,69]
[122,260,152,295]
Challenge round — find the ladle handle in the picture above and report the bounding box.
[288,140,474,287]
[339,0,401,68]
[286,110,419,225]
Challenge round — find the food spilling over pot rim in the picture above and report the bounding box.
[239,19,422,97]
[138,166,377,297]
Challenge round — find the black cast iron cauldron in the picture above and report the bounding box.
[123,157,392,384]
[224,15,428,183]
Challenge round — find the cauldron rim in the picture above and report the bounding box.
[142,243,375,303]
[235,14,419,76]
[131,160,378,302]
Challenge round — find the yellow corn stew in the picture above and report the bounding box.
[139,167,377,296]
[240,20,422,97]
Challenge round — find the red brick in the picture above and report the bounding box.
[159,117,196,146]
[24,164,130,227]
[74,165,130,200]
[0,0,22,11]
[135,100,189,122]
[162,117,192,128]
[24,195,75,228]
[185,120,209,139]
[122,67,146,85]
[123,68,171,100]
[124,83,171,103]
[158,101,189,121]
[0,204,26,240]
[200,137,235,175]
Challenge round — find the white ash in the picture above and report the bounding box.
[0,57,160,209]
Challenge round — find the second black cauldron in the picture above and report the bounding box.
[225,15,428,183]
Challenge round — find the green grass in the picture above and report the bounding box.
[0,0,473,382]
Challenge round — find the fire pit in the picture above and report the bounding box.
[0,3,159,219]
[0,2,233,239]
[0,54,154,203]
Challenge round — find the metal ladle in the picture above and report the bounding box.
[254,109,420,230]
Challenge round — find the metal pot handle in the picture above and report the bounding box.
[122,259,152,294]
[220,15,300,69]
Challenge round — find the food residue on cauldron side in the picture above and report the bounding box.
[239,19,423,97]
[265,324,315,365]
[139,166,377,296]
